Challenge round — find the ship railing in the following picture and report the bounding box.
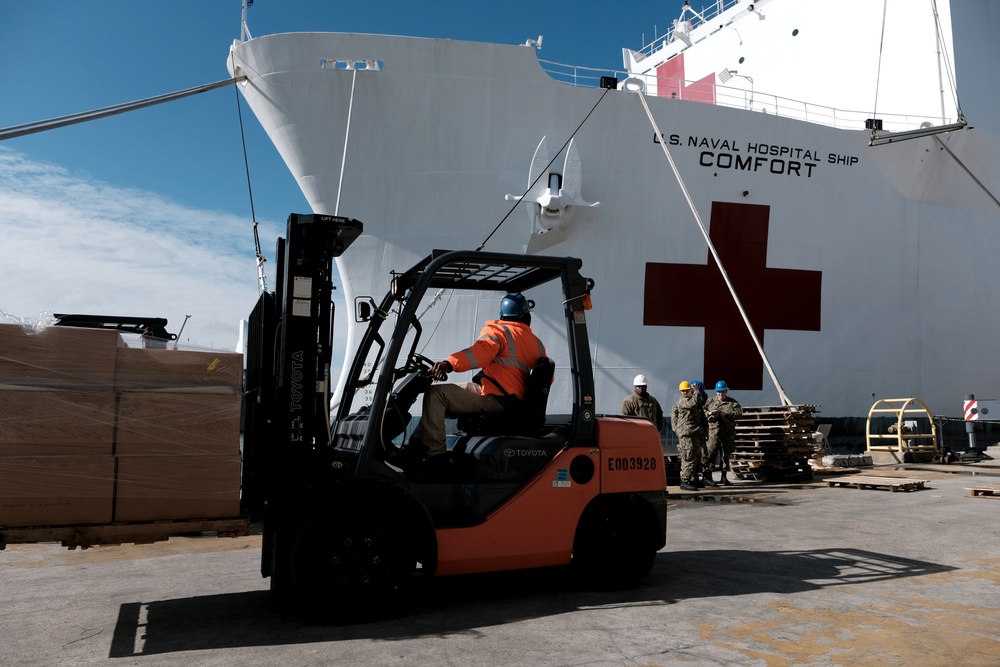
[539,59,629,89]
[713,84,953,133]
[539,60,954,134]
[634,0,743,60]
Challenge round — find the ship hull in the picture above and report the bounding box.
[228,7,1000,419]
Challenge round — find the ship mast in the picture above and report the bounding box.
[241,0,253,42]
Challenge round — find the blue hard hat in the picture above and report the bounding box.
[715,380,729,391]
[499,292,534,319]
[691,380,703,388]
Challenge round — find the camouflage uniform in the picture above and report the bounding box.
[671,394,707,485]
[704,394,743,474]
[692,384,710,470]
[620,392,665,432]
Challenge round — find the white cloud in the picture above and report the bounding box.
[0,147,284,351]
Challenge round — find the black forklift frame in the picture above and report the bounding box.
[332,249,598,474]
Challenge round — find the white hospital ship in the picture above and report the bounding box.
[227,0,1000,419]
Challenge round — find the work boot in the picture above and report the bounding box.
[679,482,697,491]
[701,472,717,487]
[720,471,733,486]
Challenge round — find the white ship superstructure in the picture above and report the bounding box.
[227,0,1000,418]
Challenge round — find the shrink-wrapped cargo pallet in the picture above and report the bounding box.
[0,322,243,529]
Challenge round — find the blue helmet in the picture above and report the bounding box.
[691,380,704,389]
[715,380,729,391]
[500,292,534,319]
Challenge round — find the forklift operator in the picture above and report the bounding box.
[408,292,547,459]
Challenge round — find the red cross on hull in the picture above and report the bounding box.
[643,202,822,390]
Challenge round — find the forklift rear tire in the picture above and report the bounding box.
[289,510,415,622]
[572,498,656,590]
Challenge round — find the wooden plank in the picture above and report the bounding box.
[0,517,249,549]
[826,475,927,492]
[810,465,861,476]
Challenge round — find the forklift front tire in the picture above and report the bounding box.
[289,510,415,622]
[572,497,657,590]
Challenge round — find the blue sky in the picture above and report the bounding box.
[1,0,682,350]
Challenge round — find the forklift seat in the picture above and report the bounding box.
[460,431,566,480]
[457,356,555,436]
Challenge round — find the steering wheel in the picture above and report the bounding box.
[382,353,436,458]
[409,352,435,372]
[390,352,434,383]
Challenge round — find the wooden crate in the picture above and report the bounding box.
[115,455,242,522]
[114,348,243,393]
[0,390,115,457]
[0,456,115,527]
[115,392,242,456]
[0,325,122,390]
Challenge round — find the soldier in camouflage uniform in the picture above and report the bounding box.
[670,381,707,491]
[690,380,714,486]
[620,373,665,432]
[704,380,742,485]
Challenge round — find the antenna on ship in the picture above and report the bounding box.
[241,0,254,42]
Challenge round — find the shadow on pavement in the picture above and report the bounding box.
[109,547,954,657]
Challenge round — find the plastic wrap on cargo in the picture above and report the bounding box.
[115,347,243,393]
[0,322,245,528]
[0,322,123,390]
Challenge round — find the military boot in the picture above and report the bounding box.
[701,472,718,487]
[719,471,733,486]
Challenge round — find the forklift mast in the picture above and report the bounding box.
[242,213,362,518]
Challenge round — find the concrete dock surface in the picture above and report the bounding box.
[2,461,998,666]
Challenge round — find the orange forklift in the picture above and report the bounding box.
[242,214,666,619]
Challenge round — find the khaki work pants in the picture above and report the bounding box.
[419,382,507,455]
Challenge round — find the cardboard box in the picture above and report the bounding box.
[114,348,243,393]
[114,455,241,522]
[115,392,242,456]
[0,324,122,390]
[0,456,115,527]
[0,390,115,457]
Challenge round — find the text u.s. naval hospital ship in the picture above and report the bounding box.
[227,0,1000,420]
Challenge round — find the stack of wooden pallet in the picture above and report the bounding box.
[730,404,817,481]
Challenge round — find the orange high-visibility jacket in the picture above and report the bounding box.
[447,319,546,399]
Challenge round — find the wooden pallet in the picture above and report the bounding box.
[965,484,1000,499]
[827,475,927,492]
[730,404,818,481]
